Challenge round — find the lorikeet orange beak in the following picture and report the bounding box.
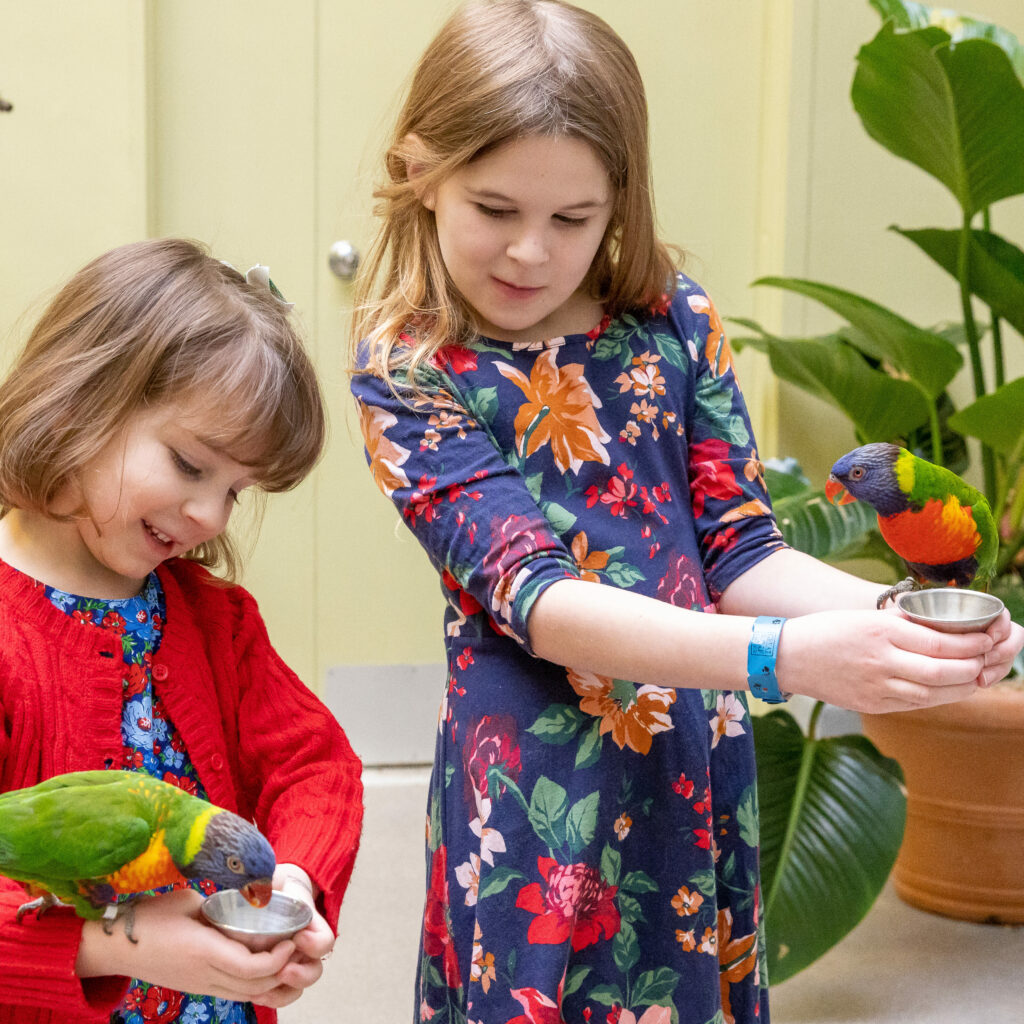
[825,477,857,505]
[240,879,273,908]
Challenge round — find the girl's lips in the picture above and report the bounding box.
[492,277,542,299]
[142,520,175,549]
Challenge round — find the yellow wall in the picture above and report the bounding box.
[1,0,1022,688]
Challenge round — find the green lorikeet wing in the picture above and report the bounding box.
[0,771,156,913]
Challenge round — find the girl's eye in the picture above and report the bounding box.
[476,204,512,218]
[170,450,201,478]
[555,215,588,227]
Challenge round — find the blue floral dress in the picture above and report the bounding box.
[351,276,787,1024]
[46,575,255,1024]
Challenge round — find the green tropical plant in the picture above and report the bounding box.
[735,0,1024,986]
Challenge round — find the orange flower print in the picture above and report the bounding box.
[710,693,746,749]
[495,349,610,474]
[614,814,632,840]
[615,351,666,399]
[687,293,735,379]
[676,928,697,951]
[717,907,759,1024]
[570,531,611,582]
[566,668,676,755]
[470,922,497,994]
[356,399,411,497]
[720,499,773,523]
[671,885,704,917]
[698,924,718,956]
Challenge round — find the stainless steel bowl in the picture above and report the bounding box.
[200,889,312,952]
[896,588,1005,634]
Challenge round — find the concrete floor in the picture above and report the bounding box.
[282,767,1024,1024]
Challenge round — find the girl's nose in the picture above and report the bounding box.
[183,491,232,539]
[506,228,549,266]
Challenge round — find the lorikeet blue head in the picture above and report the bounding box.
[826,443,907,517]
[184,812,276,907]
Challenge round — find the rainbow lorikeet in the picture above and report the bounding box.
[826,442,998,608]
[0,770,275,939]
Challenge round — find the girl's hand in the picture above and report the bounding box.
[979,608,1024,688]
[75,888,310,1007]
[271,863,334,992]
[775,609,994,713]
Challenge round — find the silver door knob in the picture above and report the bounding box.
[328,240,360,281]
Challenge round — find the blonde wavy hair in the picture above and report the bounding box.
[0,238,326,580]
[351,0,678,385]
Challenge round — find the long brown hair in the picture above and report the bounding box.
[0,238,326,579]
[351,0,678,386]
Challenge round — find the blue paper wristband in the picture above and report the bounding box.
[747,615,789,704]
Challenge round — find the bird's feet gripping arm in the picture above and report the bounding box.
[15,891,65,923]
[876,576,919,610]
[102,901,139,944]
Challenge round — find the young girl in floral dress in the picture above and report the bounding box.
[349,3,1021,1022]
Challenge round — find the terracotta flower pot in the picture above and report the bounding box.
[861,682,1024,923]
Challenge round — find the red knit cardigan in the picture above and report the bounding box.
[0,557,363,1024]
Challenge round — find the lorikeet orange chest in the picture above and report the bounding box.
[826,442,997,588]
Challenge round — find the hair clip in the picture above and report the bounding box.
[244,264,295,310]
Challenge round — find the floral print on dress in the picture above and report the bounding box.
[352,275,784,1024]
[46,575,255,1024]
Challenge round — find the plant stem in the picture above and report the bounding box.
[982,208,1006,389]
[807,699,825,742]
[926,397,943,466]
[957,211,997,500]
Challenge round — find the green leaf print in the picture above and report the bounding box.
[428,790,442,851]
[722,851,737,883]
[616,892,645,925]
[736,784,759,848]
[602,560,647,588]
[690,867,717,897]
[612,921,641,973]
[608,677,638,711]
[600,843,622,886]
[619,870,659,894]
[524,471,544,503]
[653,331,689,372]
[528,704,585,744]
[478,865,527,899]
[575,720,603,769]
[632,967,682,1007]
[702,1013,726,1024]
[695,375,751,447]
[700,689,719,712]
[566,791,600,854]
[563,965,591,998]
[540,500,577,534]
[528,776,569,850]
[587,983,625,1007]
[464,385,498,424]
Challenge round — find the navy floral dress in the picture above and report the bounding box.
[351,275,787,1024]
[46,575,255,1024]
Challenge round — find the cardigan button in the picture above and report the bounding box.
[152,664,169,681]
[211,754,224,770]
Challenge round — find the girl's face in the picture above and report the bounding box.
[422,134,614,344]
[60,403,256,597]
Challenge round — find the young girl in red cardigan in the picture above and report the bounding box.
[0,239,363,1024]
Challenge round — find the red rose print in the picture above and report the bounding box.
[515,856,620,951]
[689,438,742,518]
[422,845,461,988]
[433,344,479,375]
[462,715,522,808]
[139,985,183,1024]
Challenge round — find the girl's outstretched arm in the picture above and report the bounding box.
[527,548,1015,714]
[74,888,319,1009]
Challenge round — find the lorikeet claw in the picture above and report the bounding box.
[876,577,919,610]
[15,891,64,923]
[101,902,139,943]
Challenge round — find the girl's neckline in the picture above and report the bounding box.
[476,311,611,351]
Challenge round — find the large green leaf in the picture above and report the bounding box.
[732,318,931,440]
[752,278,962,398]
[852,23,1024,215]
[894,226,1024,338]
[948,376,1024,455]
[868,0,1024,86]
[754,710,906,984]
[772,488,878,562]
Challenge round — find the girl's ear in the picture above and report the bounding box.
[403,133,436,210]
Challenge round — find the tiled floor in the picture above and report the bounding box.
[282,767,1024,1023]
